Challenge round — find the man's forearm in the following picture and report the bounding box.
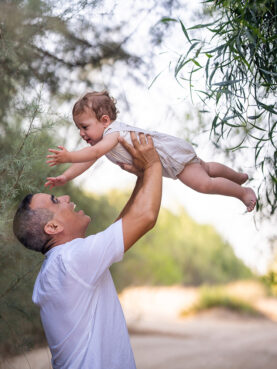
[122,160,162,251]
[115,176,143,221]
[118,132,163,251]
[117,160,162,223]
[136,162,162,223]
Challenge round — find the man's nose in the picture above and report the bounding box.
[58,195,70,203]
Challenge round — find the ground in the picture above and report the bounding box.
[2,283,277,369]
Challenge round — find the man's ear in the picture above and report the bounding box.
[44,220,64,235]
[100,115,111,128]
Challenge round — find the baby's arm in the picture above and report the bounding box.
[45,161,96,189]
[47,132,119,165]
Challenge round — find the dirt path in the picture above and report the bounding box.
[3,311,277,369]
[2,284,277,369]
[130,311,277,369]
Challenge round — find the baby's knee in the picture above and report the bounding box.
[198,178,213,194]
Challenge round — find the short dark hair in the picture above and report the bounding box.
[13,194,54,254]
[72,90,118,121]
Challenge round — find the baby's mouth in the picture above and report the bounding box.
[86,139,96,146]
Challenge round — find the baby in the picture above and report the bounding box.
[45,91,256,212]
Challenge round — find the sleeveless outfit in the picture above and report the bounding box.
[104,121,200,179]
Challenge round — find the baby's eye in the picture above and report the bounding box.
[82,126,88,130]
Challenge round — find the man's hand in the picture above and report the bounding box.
[118,132,160,175]
[46,146,71,166]
[44,175,68,189]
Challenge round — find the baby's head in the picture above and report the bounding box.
[72,91,118,145]
[72,91,118,122]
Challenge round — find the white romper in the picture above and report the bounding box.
[104,121,199,179]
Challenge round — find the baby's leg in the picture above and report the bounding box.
[178,162,256,212]
[200,160,248,185]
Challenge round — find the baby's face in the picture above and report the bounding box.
[73,109,108,146]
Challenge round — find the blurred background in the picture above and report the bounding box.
[0,0,276,368]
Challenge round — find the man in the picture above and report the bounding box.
[13,133,162,369]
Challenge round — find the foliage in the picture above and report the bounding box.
[0,0,142,117]
[0,0,182,121]
[181,285,261,316]
[110,191,253,291]
[262,270,277,296]
[162,0,277,216]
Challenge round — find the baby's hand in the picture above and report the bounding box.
[47,146,71,166]
[44,175,67,189]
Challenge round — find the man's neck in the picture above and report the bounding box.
[48,233,85,251]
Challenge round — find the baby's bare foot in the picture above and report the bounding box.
[242,187,256,212]
[237,173,248,185]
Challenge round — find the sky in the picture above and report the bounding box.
[59,0,275,274]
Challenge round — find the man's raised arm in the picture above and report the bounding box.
[117,132,162,252]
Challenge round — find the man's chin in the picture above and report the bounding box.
[85,215,91,225]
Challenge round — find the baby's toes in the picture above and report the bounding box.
[243,187,256,212]
[247,200,256,212]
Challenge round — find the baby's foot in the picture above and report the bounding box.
[242,187,256,212]
[236,173,248,185]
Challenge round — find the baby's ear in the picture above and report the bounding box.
[101,115,111,128]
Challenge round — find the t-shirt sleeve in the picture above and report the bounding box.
[64,219,124,287]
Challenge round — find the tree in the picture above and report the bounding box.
[0,0,182,358]
[0,0,182,235]
[163,0,277,216]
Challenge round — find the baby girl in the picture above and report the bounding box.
[45,91,256,212]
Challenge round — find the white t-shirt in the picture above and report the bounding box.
[32,220,136,369]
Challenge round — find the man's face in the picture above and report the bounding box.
[30,194,91,238]
[73,108,106,146]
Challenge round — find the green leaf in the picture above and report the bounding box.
[206,44,225,54]
[256,99,277,115]
[254,144,263,165]
[160,17,178,23]
[213,79,242,87]
[211,115,219,130]
[247,112,264,120]
[258,68,277,77]
[174,56,191,76]
[179,20,191,44]
[188,20,219,30]
[248,121,266,131]
[185,41,201,58]
[191,59,202,68]
[229,136,247,151]
[148,70,164,89]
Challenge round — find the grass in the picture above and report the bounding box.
[181,286,261,317]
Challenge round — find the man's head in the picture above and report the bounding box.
[13,194,91,253]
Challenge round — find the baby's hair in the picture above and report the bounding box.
[72,91,118,121]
